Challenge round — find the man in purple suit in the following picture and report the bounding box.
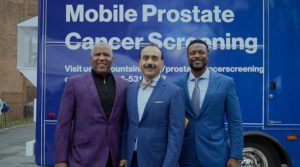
[54,42,128,167]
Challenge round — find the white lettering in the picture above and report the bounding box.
[66,4,84,22]
[143,4,157,22]
[142,5,235,23]
[85,9,98,22]
[66,4,137,23]
[65,32,81,50]
[64,32,258,54]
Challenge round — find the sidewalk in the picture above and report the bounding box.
[0,123,36,167]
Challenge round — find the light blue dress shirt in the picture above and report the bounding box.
[187,68,210,110]
[134,74,161,150]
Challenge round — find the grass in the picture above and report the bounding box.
[0,117,33,129]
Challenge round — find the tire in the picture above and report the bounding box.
[241,141,281,167]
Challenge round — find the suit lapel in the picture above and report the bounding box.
[131,82,140,124]
[86,73,105,117]
[140,78,166,123]
[180,73,198,119]
[199,71,220,116]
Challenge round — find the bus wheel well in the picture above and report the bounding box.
[244,134,290,166]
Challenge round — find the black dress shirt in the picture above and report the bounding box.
[92,70,116,120]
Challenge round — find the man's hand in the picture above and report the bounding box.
[119,159,128,167]
[227,158,240,167]
[55,162,68,167]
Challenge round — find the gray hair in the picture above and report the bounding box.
[90,42,113,57]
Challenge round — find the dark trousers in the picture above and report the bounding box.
[106,153,113,167]
[131,151,138,167]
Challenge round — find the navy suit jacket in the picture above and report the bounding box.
[173,70,243,167]
[121,77,185,167]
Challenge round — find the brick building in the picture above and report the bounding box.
[0,0,37,126]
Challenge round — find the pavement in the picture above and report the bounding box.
[0,123,37,167]
[0,123,290,167]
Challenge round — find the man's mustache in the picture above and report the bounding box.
[192,58,204,62]
[143,64,156,69]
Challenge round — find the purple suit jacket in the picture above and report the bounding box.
[55,73,128,167]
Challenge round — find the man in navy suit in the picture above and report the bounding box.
[120,43,185,167]
[173,39,243,167]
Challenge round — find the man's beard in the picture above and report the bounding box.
[189,61,206,72]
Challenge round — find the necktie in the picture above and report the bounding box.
[140,80,153,89]
[192,78,200,115]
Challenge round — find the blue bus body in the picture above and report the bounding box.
[36,0,300,166]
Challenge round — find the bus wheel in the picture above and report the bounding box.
[241,142,281,167]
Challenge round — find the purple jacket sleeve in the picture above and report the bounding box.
[55,78,76,163]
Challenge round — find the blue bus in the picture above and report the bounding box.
[36,0,300,166]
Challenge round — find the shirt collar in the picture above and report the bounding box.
[92,70,114,86]
[189,68,210,81]
[92,69,113,80]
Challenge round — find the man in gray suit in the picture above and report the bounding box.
[55,43,128,167]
